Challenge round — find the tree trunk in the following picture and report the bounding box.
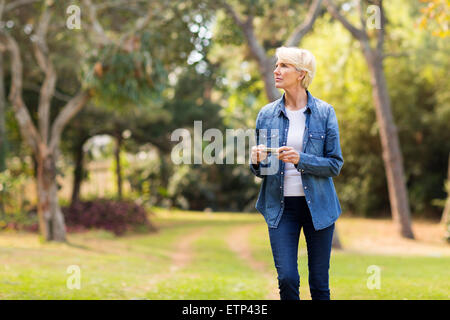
[0,51,6,172]
[115,135,122,199]
[323,0,416,240]
[364,51,414,239]
[332,228,342,249]
[71,142,85,205]
[36,152,66,242]
[0,51,5,218]
[440,152,450,225]
[260,56,280,101]
[157,152,170,204]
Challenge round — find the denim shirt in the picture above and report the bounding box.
[250,90,344,230]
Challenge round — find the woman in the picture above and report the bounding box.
[250,46,344,300]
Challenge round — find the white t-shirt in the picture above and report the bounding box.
[284,107,307,196]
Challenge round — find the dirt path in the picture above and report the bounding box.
[226,224,279,300]
[170,226,208,272]
[130,226,208,296]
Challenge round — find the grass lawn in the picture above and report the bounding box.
[0,208,448,299]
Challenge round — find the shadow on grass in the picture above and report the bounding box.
[64,240,93,251]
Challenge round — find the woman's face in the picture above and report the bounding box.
[273,61,305,90]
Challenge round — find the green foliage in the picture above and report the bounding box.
[4,0,449,220]
[205,0,450,217]
[211,11,246,46]
[0,160,36,231]
[295,0,450,217]
[82,32,167,110]
[127,153,168,206]
[166,163,259,212]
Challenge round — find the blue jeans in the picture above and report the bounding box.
[268,196,335,300]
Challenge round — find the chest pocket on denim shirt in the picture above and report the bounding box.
[307,131,325,156]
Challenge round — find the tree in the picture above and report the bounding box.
[60,105,109,205]
[324,0,414,238]
[0,6,6,216]
[66,0,209,203]
[214,0,323,101]
[0,3,89,241]
[0,50,5,173]
[0,0,169,241]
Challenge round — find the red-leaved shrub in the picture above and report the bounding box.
[62,199,157,236]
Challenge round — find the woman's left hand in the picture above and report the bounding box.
[277,146,300,165]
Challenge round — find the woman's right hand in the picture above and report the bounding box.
[251,144,268,165]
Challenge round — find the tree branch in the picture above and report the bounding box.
[375,0,385,55]
[221,2,268,67]
[0,32,42,155]
[219,1,283,100]
[0,0,5,21]
[285,0,323,47]
[117,1,162,50]
[82,0,112,46]
[84,0,159,51]
[49,91,90,153]
[33,6,56,144]
[356,0,367,32]
[323,0,366,40]
[221,1,246,29]
[24,82,73,102]
[4,0,39,12]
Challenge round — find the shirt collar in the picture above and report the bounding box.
[277,90,314,117]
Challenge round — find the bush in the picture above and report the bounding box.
[0,167,37,232]
[0,211,38,232]
[63,199,157,236]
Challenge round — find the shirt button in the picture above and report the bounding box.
[321,136,324,139]
[308,200,311,204]
[280,186,282,189]
[304,186,307,189]
[310,134,312,137]
[281,172,284,175]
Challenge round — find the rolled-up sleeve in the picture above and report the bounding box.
[295,106,344,177]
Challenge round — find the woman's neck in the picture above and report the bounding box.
[284,88,308,111]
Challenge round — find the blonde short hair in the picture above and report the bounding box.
[275,46,316,89]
